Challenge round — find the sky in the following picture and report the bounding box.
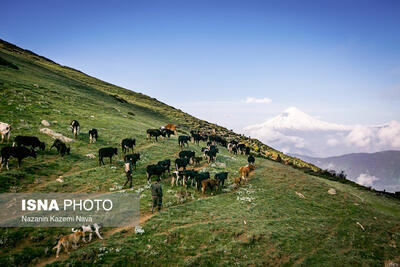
[2,0,400,132]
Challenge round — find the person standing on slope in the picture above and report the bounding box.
[124,159,133,188]
[151,178,163,213]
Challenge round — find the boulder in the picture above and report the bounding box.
[41,120,50,126]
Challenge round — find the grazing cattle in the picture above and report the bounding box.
[70,120,80,138]
[98,147,117,165]
[204,146,218,163]
[178,135,190,147]
[161,128,175,138]
[237,144,247,154]
[245,147,250,155]
[146,129,165,141]
[239,164,256,181]
[164,124,177,135]
[179,150,195,163]
[193,156,202,165]
[208,135,227,147]
[231,146,238,155]
[248,155,255,165]
[146,164,167,183]
[201,179,219,194]
[50,139,70,157]
[121,138,136,154]
[124,153,140,170]
[89,129,98,143]
[191,133,203,145]
[175,158,189,171]
[1,146,36,170]
[214,172,229,189]
[195,172,210,190]
[172,170,199,187]
[233,177,242,188]
[0,122,11,144]
[157,159,171,174]
[13,136,45,151]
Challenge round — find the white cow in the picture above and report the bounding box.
[0,122,11,144]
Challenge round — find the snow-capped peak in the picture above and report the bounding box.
[245,107,350,131]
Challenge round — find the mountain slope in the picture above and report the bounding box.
[294,151,400,192]
[0,40,399,266]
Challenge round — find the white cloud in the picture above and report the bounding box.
[345,125,374,147]
[327,138,339,146]
[377,121,400,148]
[356,173,379,187]
[244,97,272,104]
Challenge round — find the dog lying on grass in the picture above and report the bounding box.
[72,223,103,242]
[53,231,84,258]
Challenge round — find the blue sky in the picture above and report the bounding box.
[2,0,400,131]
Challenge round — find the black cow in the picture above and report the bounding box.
[178,135,190,147]
[1,146,37,170]
[147,129,165,141]
[50,139,70,157]
[161,128,175,138]
[193,156,202,165]
[71,120,80,138]
[13,136,45,151]
[175,158,189,171]
[182,169,198,186]
[191,133,203,145]
[157,159,171,174]
[146,164,167,183]
[248,155,255,165]
[179,150,195,163]
[215,172,229,189]
[237,144,248,155]
[124,153,140,170]
[195,172,210,190]
[89,129,98,143]
[98,147,118,165]
[121,138,136,154]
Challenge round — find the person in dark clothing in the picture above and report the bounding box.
[151,178,163,212]
[123,160,133,188]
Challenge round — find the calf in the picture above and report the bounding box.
[89,129,98,143]
[121,138,136,154]
[157,159,171,174]
[70,120,80,138]
[193,156,202,165]
[161,128,175,138]
[146,129,165,141]
[1,146,37,170]
[178,135,190,147]
[175,158,189,171]
[98,147,118,165]
[195,172,210,190]
[239,164,256,181]
[179,150,195,163]
[146,164,167,183]
[50,139,70,157]
[237,144,247,155]
[13,136,45,151]
[191,133,203,145]
[201,179,219,194]
[248,155,255,165]
[124,153,140,170]
[214,172,229,189]
[0,122,11,144]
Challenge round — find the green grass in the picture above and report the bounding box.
[0,39,399,266]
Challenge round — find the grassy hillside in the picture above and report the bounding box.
[0,40,399,266]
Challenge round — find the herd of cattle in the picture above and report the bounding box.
[0,120,256,194]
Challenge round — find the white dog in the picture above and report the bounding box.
[72,223,103,242]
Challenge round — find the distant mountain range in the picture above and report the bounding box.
[244,107,400,157]
[291,150,400,192]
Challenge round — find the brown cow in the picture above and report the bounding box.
[233,177,242,188]
[239,164,256,181]
[164,124,177,135]
[201,179,219,194]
